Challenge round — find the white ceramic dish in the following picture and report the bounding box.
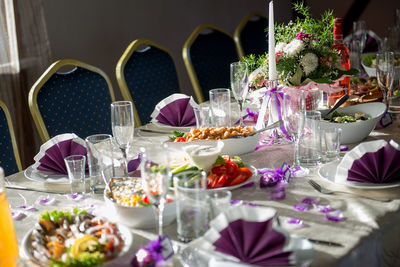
[320,102,386,144]
[151,122,192,132]
[104,191,176,229]
[24,165,70,184]
[318,160,400,189]
[21,223,134,266]
[166,133,261,156]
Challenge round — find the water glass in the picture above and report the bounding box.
[376,51,395,109]
[322,128,342,162]
[208,190,231,219]
[299,111,322,167]
[174,170,208,243]
[194,105,212,127]
[209,89,231,127]
[85,134,113,194]
[64,155,86,194]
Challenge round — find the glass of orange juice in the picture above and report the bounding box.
[0,167,19,264]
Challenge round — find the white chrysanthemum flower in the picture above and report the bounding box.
[283,39,304,57]
[275,42,287,52]
[300,53,319,75]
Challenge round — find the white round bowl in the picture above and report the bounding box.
[166,133,261,156]
[104,191,176,229]
[320,102,386,144]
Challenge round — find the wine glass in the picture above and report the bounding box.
[230,61,249,126]
[376,52,395,109]
[353,21,367,52]
[282,91,307,177]
[111,101,134,175]
[140,145,171,237]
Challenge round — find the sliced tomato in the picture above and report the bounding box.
[142,195,150,204]
[211,165,225,176]
[225,161,238,175]
[174,137,186,142]
[238,167,253,179]
[229,174,249,186]
[214,174,228,188]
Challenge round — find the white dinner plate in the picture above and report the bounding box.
[24,165,70,184]
[318,160,400,189]
[21,222,134,266]
[151,121,193,132]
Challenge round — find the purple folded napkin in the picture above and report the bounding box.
[336,139,400,184]
[32,134,87,175]
[190,205,313,266]
[127,154,141,176]
[150,93,199,127]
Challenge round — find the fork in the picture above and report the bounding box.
[308,179,391,202]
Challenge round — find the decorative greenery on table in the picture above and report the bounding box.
[245,2,357,88]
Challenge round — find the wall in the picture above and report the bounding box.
[42,0,292,99]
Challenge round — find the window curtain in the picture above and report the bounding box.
[0,0,51,168]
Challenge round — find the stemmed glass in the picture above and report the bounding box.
[111,101,134,175]
[376,52,395,109]
[140,145,171,237]
[353,21,367,53]
[282,91,307,176]
[230,61,249,126]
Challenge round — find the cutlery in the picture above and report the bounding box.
[308,179,391,202]
[138,128,173,135]
[229,120,283,139]
[6,185,65,194]
[307,238,344,247]
[324,94,349,119]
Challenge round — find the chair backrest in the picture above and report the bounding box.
[234,12,268,59]
[183,24,239,103]
[116,39,181,126]
[0,101,22,176]
[344,30,382,53]
[29,59,116,142]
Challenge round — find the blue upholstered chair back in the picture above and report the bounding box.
[0,102,21,176]
[30,60,115,141]
[122,45,180,124]
[186,26,239,102]
[240,15,268,57]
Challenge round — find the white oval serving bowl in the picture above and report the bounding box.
[104,189,176,229]
[166,133,261,156]
[320,102,386,144]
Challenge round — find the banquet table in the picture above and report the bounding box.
[6,117,400,267]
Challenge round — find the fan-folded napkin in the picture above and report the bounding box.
[336,139,400,184]
[150,93,198,127]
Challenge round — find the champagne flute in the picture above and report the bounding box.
[140,145,171,237]
[282,91,307,176]
[230,61,249,126]
[376,52,395,109]
[111,101,134,175]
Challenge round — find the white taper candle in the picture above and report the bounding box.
[269,1,277,80]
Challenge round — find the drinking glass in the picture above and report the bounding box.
[299,111,323,167]
[376,52,395,109]
[230,61,249,126]
[208,190,231,219]
[111,101,134,175]
[140,145,171,237]
[353,21,367,53]
[64,155,86,194]
[209,89,231,127]
[282,91,307,176]
[322,128,342,162]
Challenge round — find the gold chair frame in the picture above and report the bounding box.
[183,24,237,104]
[0,100,22,172]
[29,59,116,142]
[234,12,268,59]
[116,39,182,127]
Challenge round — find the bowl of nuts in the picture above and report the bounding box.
[167,126,261,155]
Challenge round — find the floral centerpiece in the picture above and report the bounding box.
[245,2,356,90]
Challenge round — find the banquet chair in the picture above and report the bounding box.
[0,101,22,176]
[29,59,116,142]
[234,12,268,59]
[116,39,182,126]
[183,24,239,103]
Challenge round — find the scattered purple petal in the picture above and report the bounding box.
[270,189,286,200]
[293,203,310,211]
[259,163,291,188]
[67,193,85,201]
[340,145,348,151]
[302,197,320,205]
[287,217,303,225]
[17,205,37,212]
[38,196,56,205]
[245,202,260,207]
[314,204,332,213]
[230,199,242,206]
[291,167,309,178]
[325,210,344,222]
[12,211,26,221]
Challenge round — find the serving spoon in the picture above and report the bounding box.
[324,94,349,119]
[229,120,283,139]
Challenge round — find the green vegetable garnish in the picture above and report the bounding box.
[232,156,244,168]
[213,156,226,166]
[138,201,152,207]
[40,207,87,224]
[50,251,104,267]
[169,131,185,141]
